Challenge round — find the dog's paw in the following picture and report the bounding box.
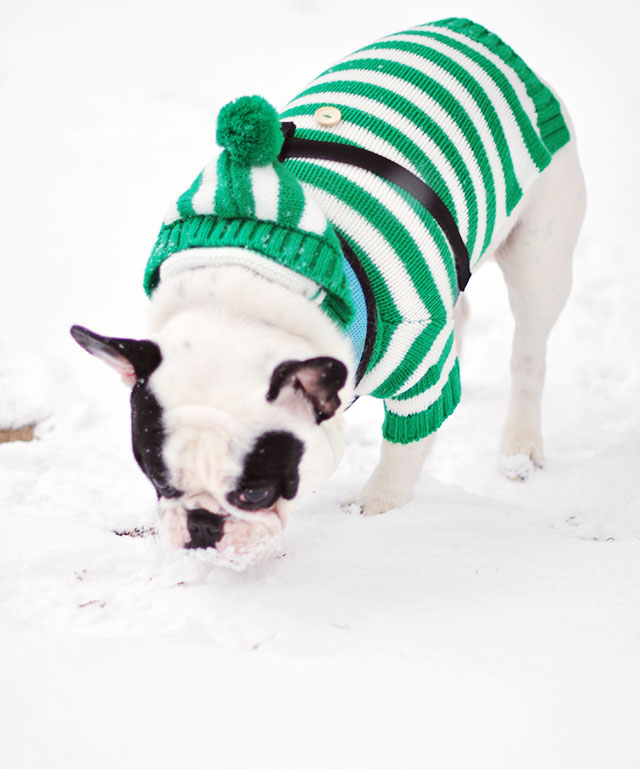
[499,425,544,481]
[499,452,539,481]
[359,497,400,517]
[343,489,409,517]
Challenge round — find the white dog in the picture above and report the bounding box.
[72,18,585,565]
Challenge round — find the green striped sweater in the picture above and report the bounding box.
[278,17,570,443]
[146,18,571,444]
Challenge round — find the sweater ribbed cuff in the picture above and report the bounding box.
[145,216,355,329]
[382,358,461,443]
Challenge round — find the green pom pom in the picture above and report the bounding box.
[216,95,283,166]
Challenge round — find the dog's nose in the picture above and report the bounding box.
[186,509,225,549]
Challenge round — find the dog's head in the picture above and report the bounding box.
[70,318,350,563]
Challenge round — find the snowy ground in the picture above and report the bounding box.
[1,1,639,767]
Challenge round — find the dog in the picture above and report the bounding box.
[71,18,586,565]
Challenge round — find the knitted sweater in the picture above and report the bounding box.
[146,18,570,445]
[279,17,570,443]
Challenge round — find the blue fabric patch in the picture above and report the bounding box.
[342,256,368,371]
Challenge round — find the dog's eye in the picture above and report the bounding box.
[241,488,271,505]
[227,483,277,510]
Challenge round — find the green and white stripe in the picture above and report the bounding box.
[162,151,331,236]
[146,100,356,329]
[280,17,570,442]
[146,23,570,445]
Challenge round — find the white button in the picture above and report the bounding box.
[314,106,342,127]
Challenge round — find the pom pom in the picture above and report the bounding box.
[216,95,283,166]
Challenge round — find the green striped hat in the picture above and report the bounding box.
[145,96,355,328]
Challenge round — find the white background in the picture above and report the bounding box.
[1,1,639,767]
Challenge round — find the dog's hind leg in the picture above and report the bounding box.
[495,120,586,479]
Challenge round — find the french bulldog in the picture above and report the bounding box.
[71,19,585,565]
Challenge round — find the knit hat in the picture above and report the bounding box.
[144,96,355,328]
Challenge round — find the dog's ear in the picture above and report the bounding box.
[70,325,162,388]
[267,357,347,423]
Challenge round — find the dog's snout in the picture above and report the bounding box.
[186,509,225,549]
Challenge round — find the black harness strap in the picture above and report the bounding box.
[279,121,471,292]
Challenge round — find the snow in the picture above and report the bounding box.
[1,0,639,767]
[0,345,55,428]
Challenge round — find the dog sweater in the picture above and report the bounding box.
[147,18,570,444]
[278,17,570,443]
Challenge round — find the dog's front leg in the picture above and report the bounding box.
[351,435,435,516]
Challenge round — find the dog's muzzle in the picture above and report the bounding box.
[159,495,285,565]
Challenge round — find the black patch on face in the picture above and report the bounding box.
[130,377,181,500]
[69,326,181,500]
[226,431,305,511]
[267,357,347,423]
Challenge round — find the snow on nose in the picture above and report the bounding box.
[159,496,284,567]
[215,515,283,569]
